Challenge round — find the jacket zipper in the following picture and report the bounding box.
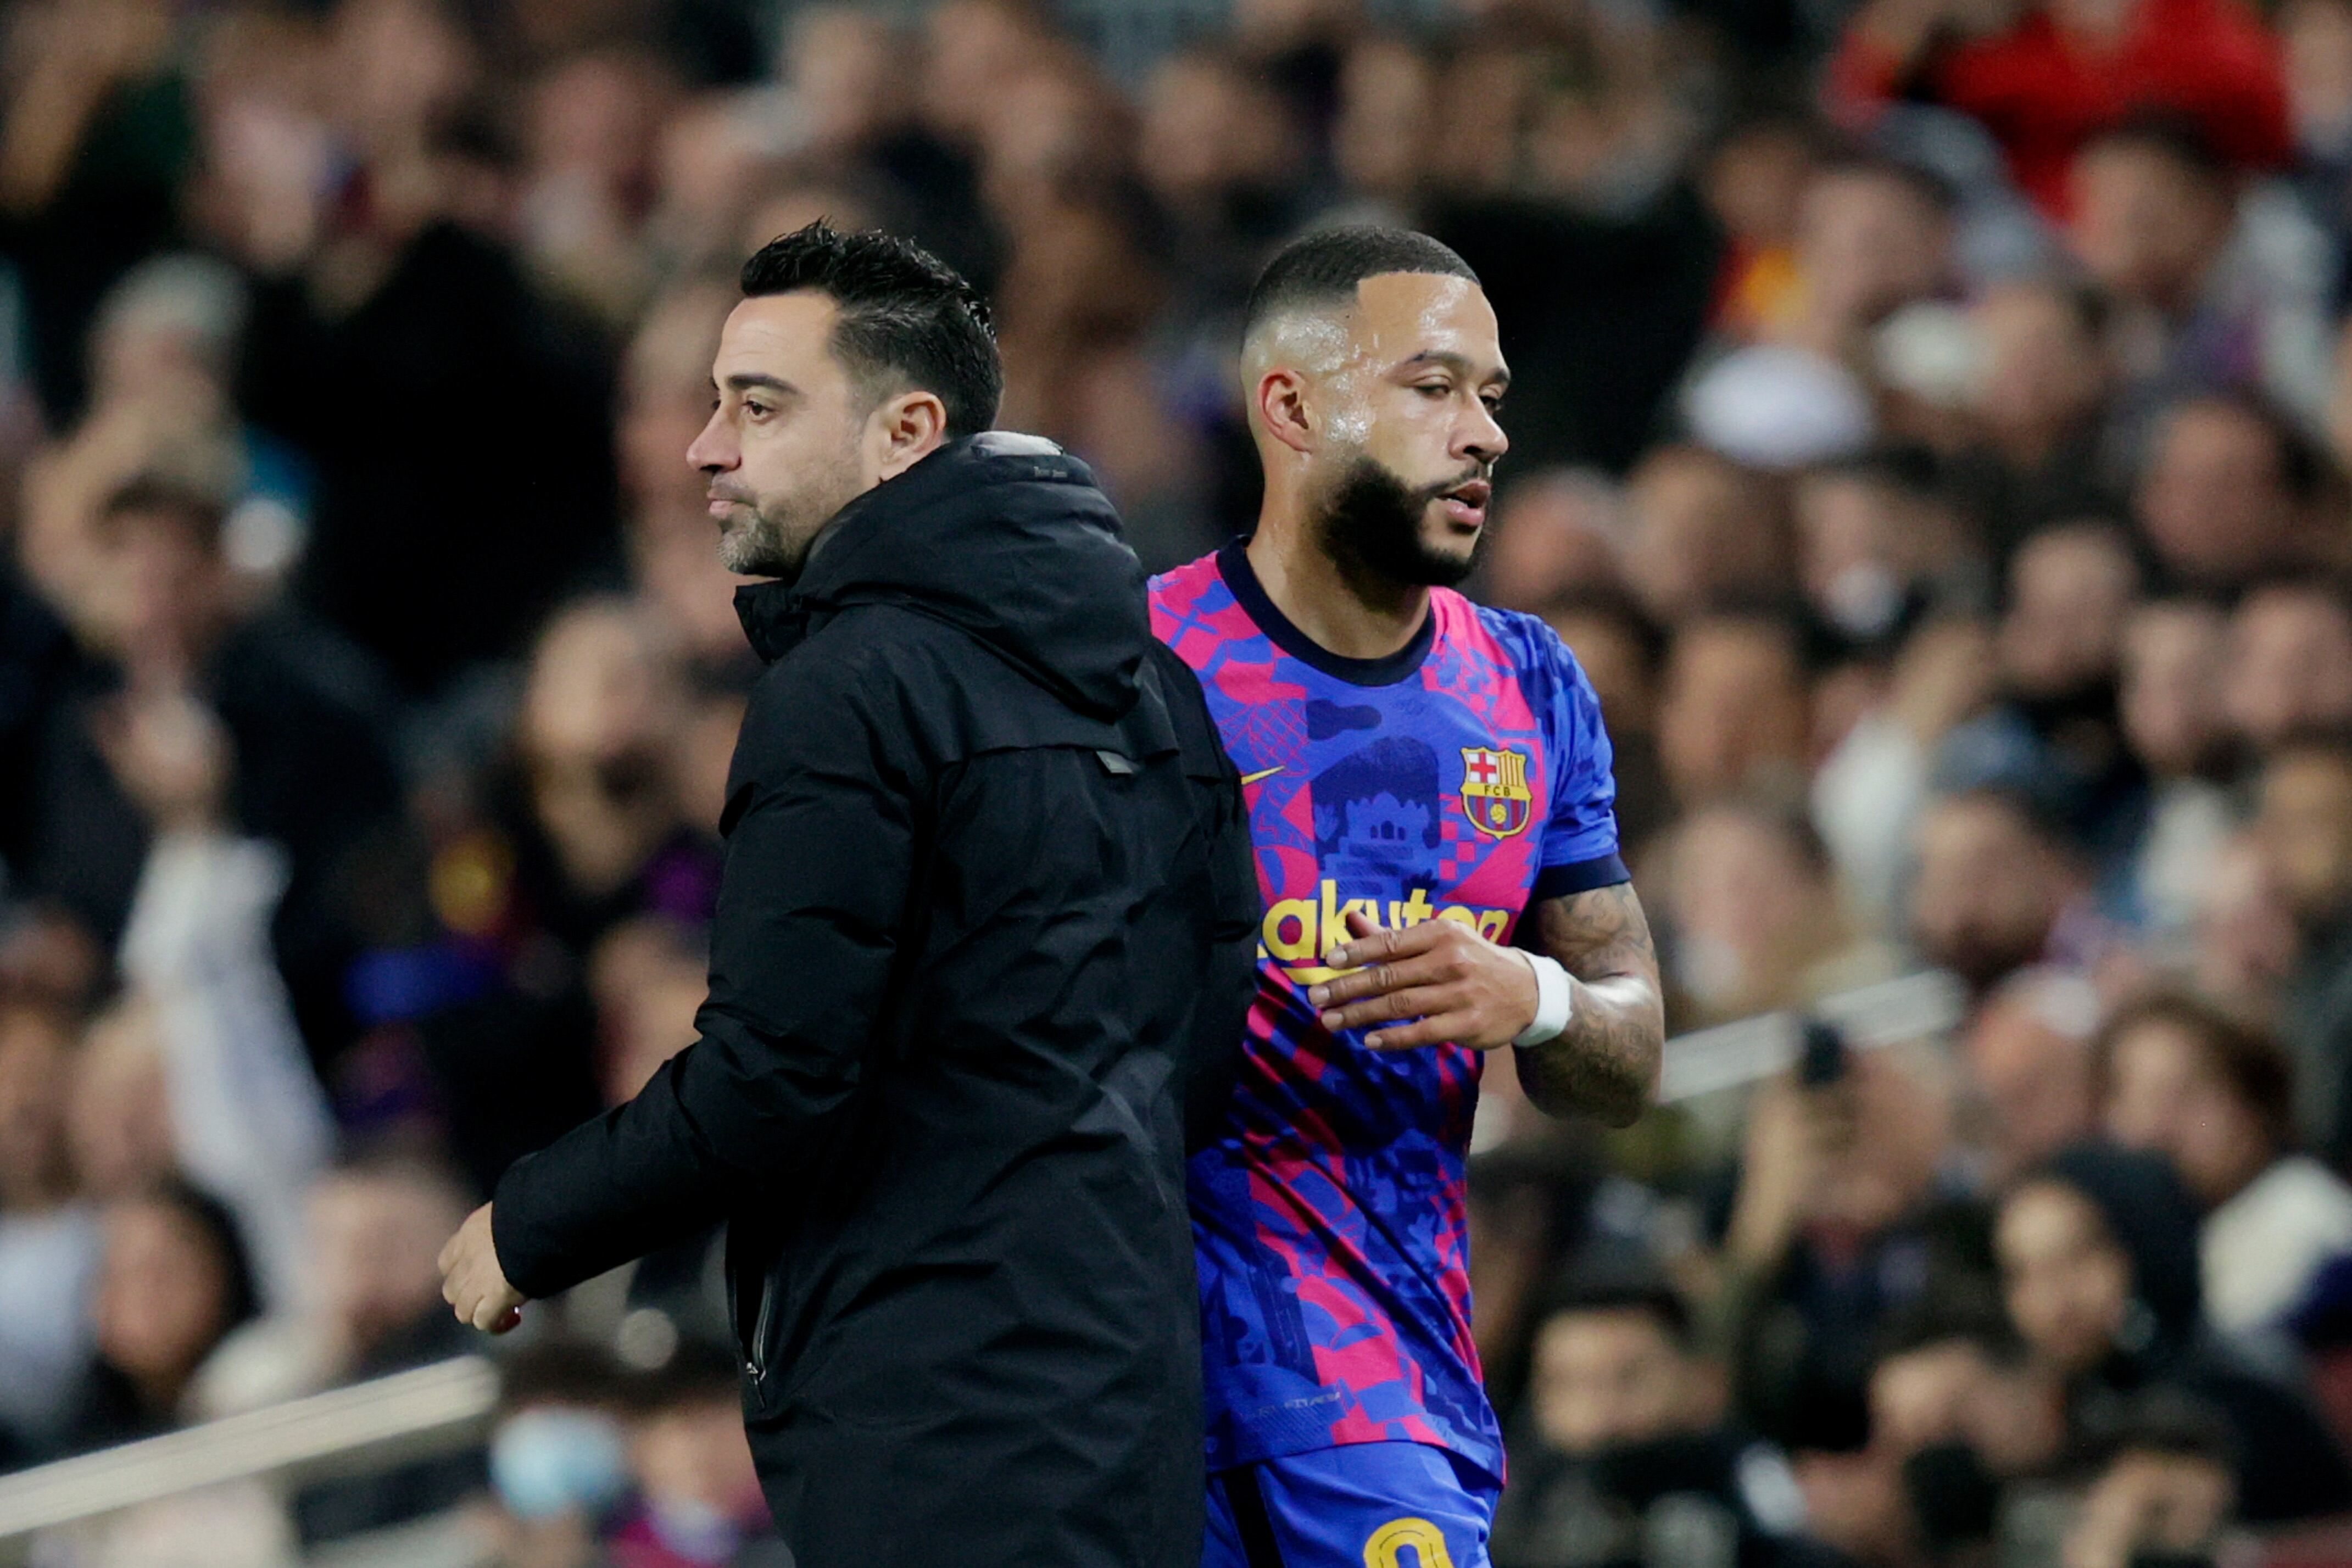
[745,1276,776,1381]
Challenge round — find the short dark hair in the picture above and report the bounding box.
[2082,110,2233,194]
[137,1178,262,1336]
[1810,150,1959,214]
[1812,442,1943,498]
[739,222,1001,438]
[2093,990,2296,1153]
[1875,1277,2017,1367]
[622,1331,743,1413]
[2088,1385,2239,1472]
[1244,226,1480,339]
[2155,388,2337,506]
[497,1337,628,1413]
[1540,585,1669,679]
[1937,782,2082,856]
[2043,277,2113,343]
[1538,1270,1693,1348]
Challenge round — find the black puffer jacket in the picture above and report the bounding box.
[493,434,1258,1566]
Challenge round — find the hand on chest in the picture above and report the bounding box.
[1236,691,1547,974]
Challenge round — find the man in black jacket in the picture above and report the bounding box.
[439,223,1257,1565]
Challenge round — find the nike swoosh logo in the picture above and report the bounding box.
[1239,766,1284,786]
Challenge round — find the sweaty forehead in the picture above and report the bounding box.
[1342,271,1502,371]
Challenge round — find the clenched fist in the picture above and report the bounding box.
[438,1203,526,1335]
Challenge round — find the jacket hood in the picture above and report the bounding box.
[734,433,1147,719]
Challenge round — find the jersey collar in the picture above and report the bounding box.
[1216,537,1436,688]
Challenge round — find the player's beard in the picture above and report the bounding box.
[1314,454,1484,590]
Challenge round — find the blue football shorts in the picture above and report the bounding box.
[1202,1439,1500,1568]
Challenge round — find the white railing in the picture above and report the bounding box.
[0,1358,497,1559]
[0,970,1968,1553]
[1656,969,1968,1103]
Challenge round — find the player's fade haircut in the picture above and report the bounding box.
[1243,226,1481,342]
[740,221,1002,438]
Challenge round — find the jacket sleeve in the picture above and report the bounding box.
[492,647,921,1299]
[1185,771,1260,1154]
[1145,642,1260,1154]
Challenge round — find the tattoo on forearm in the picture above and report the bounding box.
[1519,883,1664,1125]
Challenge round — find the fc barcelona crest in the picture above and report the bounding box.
[1459,747,1533,839]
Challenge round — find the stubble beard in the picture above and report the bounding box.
[715,496,805,578]
[711,449,865,579]
[1313,453,1485,592]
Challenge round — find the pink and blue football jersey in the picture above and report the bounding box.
[1150,540,1628,1485]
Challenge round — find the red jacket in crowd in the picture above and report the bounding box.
[1829,0,2292,216]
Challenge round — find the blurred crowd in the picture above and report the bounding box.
[0,0,2350,1563]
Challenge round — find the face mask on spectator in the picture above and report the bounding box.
[491,1406,632,1521]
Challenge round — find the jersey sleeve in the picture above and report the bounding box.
[1528,621,1628,902]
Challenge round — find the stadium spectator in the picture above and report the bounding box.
[618,281,757,683]
[475,1340,633,1568]
[1479,468,1624,615]
[0,998,96,1461]
[2115,598,2236,941]
[226,0,621,699]
[1790,450,1949,657]
[1655,616,1812,809]
[2095,990,2352,1337]
[198,1154,475,1421]
[2251,743,2352,1157]
[0,0,191,423]
[1783,156,1956,362]
[1812,616,1999,922]
[2223,578,2352,752]
[1908,790,2105,996]
[2060,1393,2242,1568]
[1699,115,1818,345]
[1950,281,2123,553]
[1542,590,1675,857]
[2192,829,2309,1023]
[1864,1292,2067,1556]
[1329,34,1435,221]
[1960,968,2103,1184]
[12,466,402,1062]
[1492,1275,1813,1568]
[2134,394,2336,592]
[1714,1046,1964,1452]
[1827,0,2289,217]
[1620,446,1793,625]
[59,693,336,1314]
[1933,519,2145,863]
[1652,800,1896,1026]
[58,1179,257,1456]
[514,47,676,330]
[609,1340,785,1567]
[1994,1143,2352,1522]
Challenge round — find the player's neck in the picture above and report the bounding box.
[1245,513,1430,662]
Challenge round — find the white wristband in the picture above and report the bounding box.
[1514,952,1574,1046]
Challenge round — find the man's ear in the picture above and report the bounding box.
[1256,367,1314,457]
[869,390,951,482]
